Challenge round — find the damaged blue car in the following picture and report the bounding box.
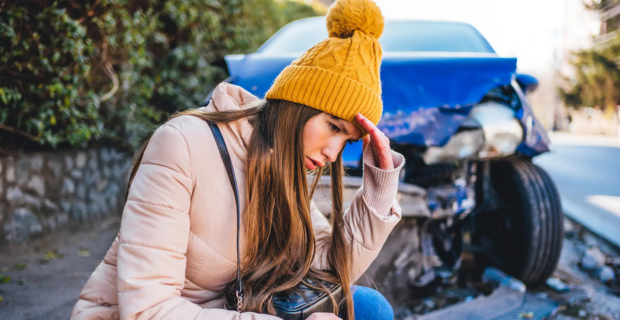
[214,17,563,291]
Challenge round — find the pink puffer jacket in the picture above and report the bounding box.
[70,83,404,320]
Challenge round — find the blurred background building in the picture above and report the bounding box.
[560,0,620,135]
[596,0,620,45]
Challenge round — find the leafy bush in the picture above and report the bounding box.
[560,36,620,111]
[0,0,322,151]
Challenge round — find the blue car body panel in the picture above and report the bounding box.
[513,82,552,156]
[223,18,550,168]
[376,53,517,146]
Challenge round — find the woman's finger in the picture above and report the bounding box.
[355,113,377,134]
[356,113,394,170]
[370,127,394,170]
[369,126,389,152]
[362,135,371,152]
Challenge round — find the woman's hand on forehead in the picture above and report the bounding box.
[355,113,394,171]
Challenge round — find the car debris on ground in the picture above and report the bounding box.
[370,217,620,320]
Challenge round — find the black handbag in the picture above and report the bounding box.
[205,120,343,320]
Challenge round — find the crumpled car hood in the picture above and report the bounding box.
[379,53,517,146]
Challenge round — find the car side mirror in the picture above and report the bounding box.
[516,74,539,94]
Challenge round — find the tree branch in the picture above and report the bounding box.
[0,123,40,142]
[77,40,119,106]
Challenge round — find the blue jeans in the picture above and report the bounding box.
[348,285,394,320]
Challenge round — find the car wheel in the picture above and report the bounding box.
[474,157,564,286]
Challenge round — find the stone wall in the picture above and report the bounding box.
[0,148,132,245]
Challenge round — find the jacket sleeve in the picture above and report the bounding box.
[311,145,405,282]
[117,124,279,320]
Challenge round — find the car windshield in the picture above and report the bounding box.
[259,18,494,54]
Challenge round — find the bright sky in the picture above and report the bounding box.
[372,0,600,75]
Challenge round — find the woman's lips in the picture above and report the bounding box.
[306,157,319,170]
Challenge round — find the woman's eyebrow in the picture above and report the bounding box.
[330,115,350,135]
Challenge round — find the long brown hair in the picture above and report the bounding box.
[123,99,355,318]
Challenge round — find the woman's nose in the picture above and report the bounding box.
[322,143,341,163]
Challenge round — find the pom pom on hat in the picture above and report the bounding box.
[326,0,384,39]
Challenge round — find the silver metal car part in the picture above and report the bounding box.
[524,114,537,146]
[423,101,523,164]
[473,102,524,159]
[423,129,485,164]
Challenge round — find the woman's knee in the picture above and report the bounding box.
[351,286,394,320]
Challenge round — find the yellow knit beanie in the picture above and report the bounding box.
[265,0,384,136]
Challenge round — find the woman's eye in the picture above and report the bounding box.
[329,123,340,133]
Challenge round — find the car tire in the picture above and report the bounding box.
[477,157,564,286]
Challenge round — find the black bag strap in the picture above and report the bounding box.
[205,120,244,311]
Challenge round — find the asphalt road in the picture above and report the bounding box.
[0,218,120,320]
[534,132,620,248]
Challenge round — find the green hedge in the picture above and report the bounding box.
[0,0,321,151]
[560,35,620,111]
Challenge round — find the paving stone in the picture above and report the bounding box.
[65,154,74,170]
[60,201,71,213]
[5,157,15,182]
[113,163,125,180]
[23,194,41,210]
[56,212,69,225]
[594,266,616,283]
[546,277,570,292]
[88,189,99,202]
[84,169,100,186]
[75,152,87,168]
[100,148,112,163]
[61,178,75,196]
[103,164,112,178]
[581,246,607,271]
[69,169,82,179]
[96,179,108,192]
[27,175,45,197]
[88,149,98,170]
[29,154,44,172]
[71,202,87,221]
[98,197,109,216]
[44,199,59,211]
[16,157,30,187]
[109,148,118,161]
[76,183,87,199]
[88,202,101,219]
[43,212,69,231]
[47,155,63,177]
[112,149,127,161]
[4,208,42,243]
[6,186,23,204]
[109,196,119,213]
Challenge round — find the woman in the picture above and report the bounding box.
[71,0,403,319]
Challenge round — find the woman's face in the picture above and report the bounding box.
[302,112,362,170]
